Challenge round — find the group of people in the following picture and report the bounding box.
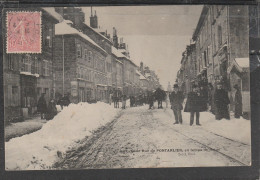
[169,81,243,126]
[37,93,71,120]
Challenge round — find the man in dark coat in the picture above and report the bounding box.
[234,84,242,118]
[170,84,184,124]
[37,93,47,119]
[46,99,57,120]
[184,84,203,126]
[214,82,230,120]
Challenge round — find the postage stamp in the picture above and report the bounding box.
[6,11,42,53]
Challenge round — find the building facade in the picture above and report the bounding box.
[3,8,61,122]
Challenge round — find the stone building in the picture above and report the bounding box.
[55,7,113,102]
[3,8,62,122]
[54,21,108,103]
[176,5,250,115]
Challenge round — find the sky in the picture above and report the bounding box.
[82,6,203,90]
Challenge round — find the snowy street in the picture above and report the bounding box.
[54,105,251,169]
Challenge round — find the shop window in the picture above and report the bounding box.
[77,44,82,58]
[7,54,14,70]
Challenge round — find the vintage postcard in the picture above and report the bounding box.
[3,5,252,170]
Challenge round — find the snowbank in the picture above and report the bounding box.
[5,102,120,170]
[164,104,251,145]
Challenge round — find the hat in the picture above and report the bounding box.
[173,84,178,88]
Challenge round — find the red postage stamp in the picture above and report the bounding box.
[6,11,42,53]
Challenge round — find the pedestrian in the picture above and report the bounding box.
[214,82,230,120]
[199,85,208,112]
[184,84,203,126]
[148,92,154,109]
[208,83,215,114]
[122,94,127,109]
[46,99,57,120]
[37,93,48,119]
[234,84,243,119]
[170,84,184,124]
[57,93,71,109]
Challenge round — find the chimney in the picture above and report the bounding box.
[140,62,144,74]
[90,8,98,28]
[113,27,118,49]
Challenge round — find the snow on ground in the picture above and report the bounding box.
[162,101,251,145]
[5,118,46,142]
[5,102,121,170]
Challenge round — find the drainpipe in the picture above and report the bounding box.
[62,35,65,96]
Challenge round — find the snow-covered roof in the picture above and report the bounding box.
[55,21,107,54]
[118,49,127,53]
[112,46,127,58]
[83,22,112,44]
[139,73,147,80]
[236,58,249,68]
[227,57,249,73]
[136,70,141,76]
[42,7,63,22]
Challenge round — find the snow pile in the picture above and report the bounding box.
[5,102,120,170]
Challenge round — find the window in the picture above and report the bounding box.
[21,55,32,72]
[7,54,14,70]
[218,25,222,47]
[43,60,49,76]
[33,57,40,74]
[77,44,82,58]
[88,51,93,62]
[84,49,88,59]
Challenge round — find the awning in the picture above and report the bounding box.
[227,58,249,74]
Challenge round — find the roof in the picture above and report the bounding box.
[55,21,107,55]
[227,58,249,73]
[139,73,147,80]
[136,70,142,76]
[236,58,249,68]
[83,22,112,44]
[112,46,126,58]
[42,7,63,22]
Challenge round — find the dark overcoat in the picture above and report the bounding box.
[184,91,205,112]
[169,91,184,110]
[214,89,230,119]
[37,96,48,113]
[234,89,242,117]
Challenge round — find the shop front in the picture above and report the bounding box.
[20,74,37,117]
[227,58,250,118]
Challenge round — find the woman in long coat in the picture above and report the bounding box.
[214,83,230,120]
[234,84,242,118]
[37,93,48,119]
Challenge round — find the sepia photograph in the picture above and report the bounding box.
[3,5,252,170]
